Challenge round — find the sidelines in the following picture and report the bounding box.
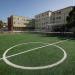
[0,40,67,61]
[2,40,67,70]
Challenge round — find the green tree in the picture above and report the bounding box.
[66,6,75,32]
[0,20,3,29]
[28,19,35,30]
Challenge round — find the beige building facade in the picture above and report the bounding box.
[35,11,52,31]
[35,6,74,31]
[8,15,30,31]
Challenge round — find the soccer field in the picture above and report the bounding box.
[0,33,75,75]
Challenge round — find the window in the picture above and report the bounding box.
[57,11,61,14]
[14,22,15,24]
[47,13,49,15]
[23,19,25,21]
[24,23,27,25]
[58,11,61,14]
[42,14,44,16]
[59,16,61,19]
[18,18,19,20]
[46,22,48,24]
[56,16,61,19]
[53,17,55,20]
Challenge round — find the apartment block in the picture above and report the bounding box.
[35,11,52,31]
[8,15,30,31]
[35,6,74,31]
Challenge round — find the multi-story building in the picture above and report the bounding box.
[35,6,74,31]
[8,15,30,31]
[35,11,52,31]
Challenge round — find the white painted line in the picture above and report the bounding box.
[0,42,49,61]
[0,58,3,60]
[0,40,66,61]
[2,40,67,70]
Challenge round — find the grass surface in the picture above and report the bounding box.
[0,33,75,75]
[8,44,63,66]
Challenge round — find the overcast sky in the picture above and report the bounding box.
[0,0,74,21]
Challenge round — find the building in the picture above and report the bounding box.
[35,11,52,31]
[35,6,74,32]
[8,15,30,31]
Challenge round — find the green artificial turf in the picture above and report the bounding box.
[0,33,75,75]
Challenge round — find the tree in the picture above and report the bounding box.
[27,19,35,30]
[66,6,75,32]
[0,20,3,29]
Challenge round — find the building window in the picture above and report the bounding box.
[42,14,44,16]
[24,19,26,21]
[59,16,61,19]
[24,23,27,25]
[46,22,48,24]
[53,18,55,20]
[18,18,19,20]
[57,11,61,14]
[47,13,49,15]
[14,22,15,24]
[56,16,61,19]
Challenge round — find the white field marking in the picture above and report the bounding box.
[2,40,67,70]
[0,58,3,60]
[0,42,49,61]
[3,44,67,70]
[0,40,67,61]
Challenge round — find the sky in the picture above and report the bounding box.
[0,0,74,21]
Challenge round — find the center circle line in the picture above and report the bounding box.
[2,41,67,70]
